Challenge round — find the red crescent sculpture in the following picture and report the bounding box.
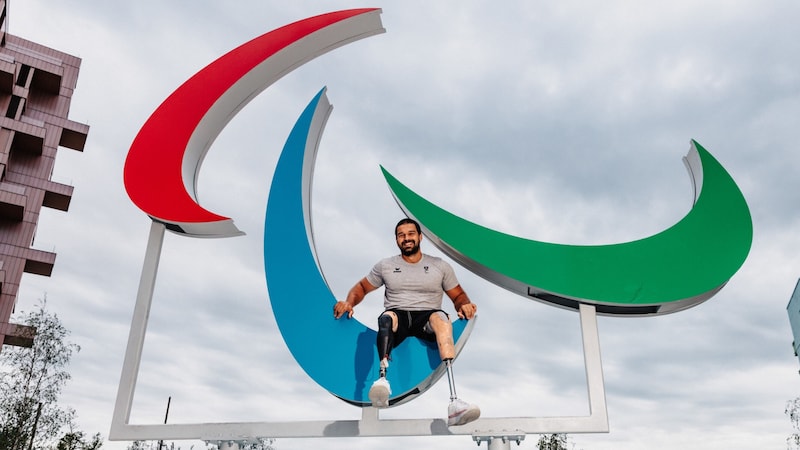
[123,9,383,237]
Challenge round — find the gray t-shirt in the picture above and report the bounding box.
[366,254,459,311]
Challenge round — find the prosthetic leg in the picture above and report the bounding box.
[425,311,481,425]
[376,313,394,378]
[444,359,458,402]
[444,358,481,426]
[369,313,394,408]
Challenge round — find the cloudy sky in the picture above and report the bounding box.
[7,0,800,449]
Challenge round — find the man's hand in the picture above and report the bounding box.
[333,301,354,319]
[457,302,477,320]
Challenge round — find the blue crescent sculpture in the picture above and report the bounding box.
[263,88,475,407]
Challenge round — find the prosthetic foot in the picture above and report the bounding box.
[368,378,391,408]
[443,358,480,426]
[369,358,391,408]
[447,398,481,426]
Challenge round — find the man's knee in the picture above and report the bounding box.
[425,311,451,335]
[379,311,398,332]
[377,312,398,362]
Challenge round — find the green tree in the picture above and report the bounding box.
[787,397,800,449]
[56,429,103,450]
[0,299,102,449]
[537,433,568,450]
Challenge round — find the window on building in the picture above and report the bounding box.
[16,65,31,88]
[5,95,21,119]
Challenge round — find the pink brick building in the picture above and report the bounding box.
[0,0,88,349]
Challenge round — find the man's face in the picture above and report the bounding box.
[395,223,421,257]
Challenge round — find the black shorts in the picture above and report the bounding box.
[383,309,448,346]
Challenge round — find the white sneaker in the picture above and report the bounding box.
[368,377,391,408]
[447,398,480,426]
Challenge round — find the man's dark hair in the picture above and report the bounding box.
[395,217,421,235]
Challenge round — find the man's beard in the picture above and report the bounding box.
[400,240,420,257]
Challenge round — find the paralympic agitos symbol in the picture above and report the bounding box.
[123,9,752,407]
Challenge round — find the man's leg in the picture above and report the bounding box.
[427,311,455,361]
[370,311,398,408]
[427,312,458,399]
[427,312,480,426]
[376,311,398,377]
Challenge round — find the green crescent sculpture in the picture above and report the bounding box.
[382,140,752,316]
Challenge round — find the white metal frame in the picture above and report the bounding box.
[110,221,608,442]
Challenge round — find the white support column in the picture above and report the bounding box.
[110,221,165,438]
[579,303,607,421]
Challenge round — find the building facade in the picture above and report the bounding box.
[0,0,88,349]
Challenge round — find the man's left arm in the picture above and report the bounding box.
[446,285,477,320]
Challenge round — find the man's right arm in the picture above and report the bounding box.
[334,277,377,319]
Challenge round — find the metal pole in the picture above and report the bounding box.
[487,437,511,450]
[158,396,171,450]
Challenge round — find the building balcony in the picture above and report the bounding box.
[0,181,24,220]
[59,119,88,152]
[22,246,55,277]
[42,179,73,211]
[0,55,13,94]
[0,321,35,348]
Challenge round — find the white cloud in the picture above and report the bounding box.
[8,1,800,449]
